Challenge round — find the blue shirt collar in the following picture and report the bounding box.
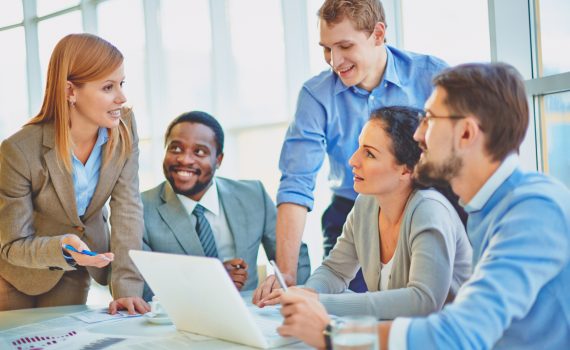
[382,45,402,88]
[334,45,402,95]
[96,127,109,147]
[71,128,108,163]
[463,153,519,213]
[334,72,351,95]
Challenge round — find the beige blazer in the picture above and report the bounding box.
[0,109,144,298]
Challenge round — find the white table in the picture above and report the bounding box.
[0,303,311,349]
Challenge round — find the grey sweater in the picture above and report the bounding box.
[305,189,472,319]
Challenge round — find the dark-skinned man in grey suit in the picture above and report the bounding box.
[141,111,310,301]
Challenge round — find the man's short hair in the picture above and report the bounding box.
[318,0,386,35]
[164,111,225,156]
[433,63,529,162]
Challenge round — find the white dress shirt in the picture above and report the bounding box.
[176,178,236,261]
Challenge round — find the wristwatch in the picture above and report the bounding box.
[323,322,334,350]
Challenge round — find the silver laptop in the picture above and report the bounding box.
[129,250,300,349]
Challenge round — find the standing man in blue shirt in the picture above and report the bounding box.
[276,63,570,350]
[253,0,447,300]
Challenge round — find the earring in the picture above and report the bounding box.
[69,99,75,107]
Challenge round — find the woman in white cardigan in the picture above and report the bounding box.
[258,106,472,319]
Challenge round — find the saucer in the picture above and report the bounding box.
[145,312,172,325]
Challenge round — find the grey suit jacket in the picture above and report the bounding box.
[141,178,310,300]
[0,109,144,298]
[305,189,473,319]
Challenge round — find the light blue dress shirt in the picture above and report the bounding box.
[276,45,447,210]
[390,154,570,349]
[72,127,108,217]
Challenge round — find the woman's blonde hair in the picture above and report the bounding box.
[27,33,132,172]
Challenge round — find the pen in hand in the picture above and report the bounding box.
[270,260,288,292]
[62,244,112,261]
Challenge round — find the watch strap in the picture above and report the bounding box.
[323,322,333,350]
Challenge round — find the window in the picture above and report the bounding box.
[0,0,22,27]
[97,0,146,134]
[161,0,213,124]
[537,0,570,76]
[307,0,329,76]
[0,28,28,139]
[97,0,152,188]
[401,0,491,65]
[227,0,288,127]
[532,0,570,187]
[36,0,79,17]
[539,92,570,188]
[38,11,82,83]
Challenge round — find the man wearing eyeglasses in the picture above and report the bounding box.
[275,62,570,350]
[254,0,448,302]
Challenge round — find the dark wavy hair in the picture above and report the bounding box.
[370,106,422,172]
[370,106,468,225]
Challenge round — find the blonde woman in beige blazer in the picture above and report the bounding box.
[0,34,148,314]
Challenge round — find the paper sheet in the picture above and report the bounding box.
[3,329,131,350]
[71,309,143,324]
[113,332,223,350]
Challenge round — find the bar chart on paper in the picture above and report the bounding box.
[7,330,125,350]
[9,330,79,349]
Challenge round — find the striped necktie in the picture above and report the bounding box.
[192,204,219,258]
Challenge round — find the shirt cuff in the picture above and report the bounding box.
[389,317,413,350]
[276,191,314,212]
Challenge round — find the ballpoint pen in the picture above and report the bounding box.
[62,244,111,261]
[269,260,288,292]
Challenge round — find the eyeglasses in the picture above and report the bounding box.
[418,110,465,126]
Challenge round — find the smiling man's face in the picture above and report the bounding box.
[319,17,382,91]
[163,122,223,201]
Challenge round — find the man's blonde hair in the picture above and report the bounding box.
[318,0,386,35]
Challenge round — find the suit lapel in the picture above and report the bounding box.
[42,125,81,225]
[217,178,248,258]
[158,183,204,255]
[83,130,120,221]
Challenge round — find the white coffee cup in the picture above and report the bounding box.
[150,296,167,317]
